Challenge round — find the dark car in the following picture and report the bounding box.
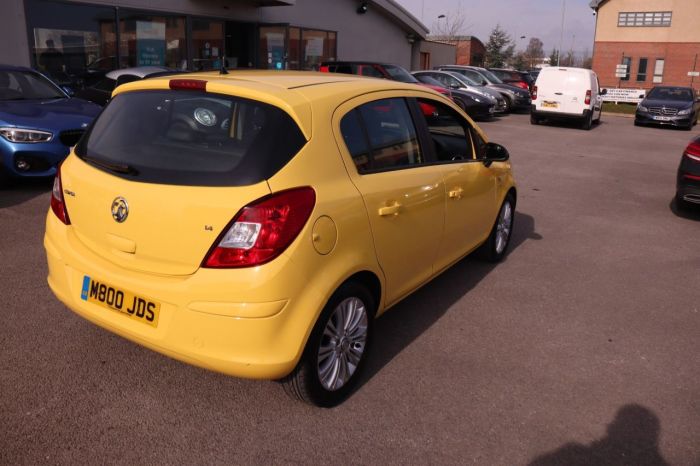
[635,86,699,130]
[319,61,453,99]
[413,70,507,114]
[412,74,495,120]
[437,65,531,112]
[0,65,100,182]
[75,66,173,106]
[488,68,534,92]
[676,136,700,209]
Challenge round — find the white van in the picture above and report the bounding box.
[530,67,605,130]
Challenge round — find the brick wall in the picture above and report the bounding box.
[593,41,700,91]
[455,39,485,66]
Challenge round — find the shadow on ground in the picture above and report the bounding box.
[360,211,541,386]
[0,177,52,208]
[528,404,669,466]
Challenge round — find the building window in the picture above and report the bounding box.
[190,18,224,71]
[118,11,186,70]
[302,29,336,71]
[25,0,118,88]
[621,56,631,81]
[636,58,648,82]
[653,59,665,83]
[618,12,672,27]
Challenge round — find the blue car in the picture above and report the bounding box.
[0,65,101,182]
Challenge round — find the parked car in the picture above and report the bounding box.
[530,66,604,130]
[44,71,516,407]
[75,66,174,106]
[437,65,531,112]
[412,73,495,119]
[0,65,100,182]
[676,136,700,209]
[319,61,453,99]
[413,70,507,114]
[635,86,699,130]
[488,68,534,92]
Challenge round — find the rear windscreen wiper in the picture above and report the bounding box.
[83,156,139,175]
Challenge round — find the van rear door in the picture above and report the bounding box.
[537,68,588,115]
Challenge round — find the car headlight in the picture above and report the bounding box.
[0,127,53,143]
[637,105,648,112]
[678,108,692,115]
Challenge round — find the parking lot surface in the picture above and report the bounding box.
[1,113,698,465]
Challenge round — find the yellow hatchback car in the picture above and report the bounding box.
[45,71,516,406]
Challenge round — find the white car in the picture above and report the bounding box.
[530,67,605,130]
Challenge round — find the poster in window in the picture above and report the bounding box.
[305,37,324,57]
[266,32,285,70]
[136,21,165,66]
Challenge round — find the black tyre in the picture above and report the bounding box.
[503,97,512,112]
[676,193,692,211]
[530,113,540,125]
[478,194,515,262]
[581,112,593,130]
[281,281,375,407]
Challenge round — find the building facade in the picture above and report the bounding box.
[590,0,700,91]
[1,0,428,88]
[427,36,485,67]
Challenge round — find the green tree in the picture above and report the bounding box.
[511,52,527,71]
[549,48,559,66]
[485,25,514,68]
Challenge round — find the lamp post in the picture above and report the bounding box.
[558,0,567,66]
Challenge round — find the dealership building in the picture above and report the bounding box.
[590,0,700,92]
[1,0,431,87]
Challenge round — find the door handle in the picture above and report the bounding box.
[378,203,401,216]
[448,188,464,199]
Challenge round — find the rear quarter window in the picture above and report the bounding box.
[76,90,306,186]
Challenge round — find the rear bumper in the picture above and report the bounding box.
[677,170,700,204]
[43,212,331,380]
[531,106,590,120]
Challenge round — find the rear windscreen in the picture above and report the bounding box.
[75,90,307,186]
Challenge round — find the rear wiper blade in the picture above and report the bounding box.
[83,156,139,175]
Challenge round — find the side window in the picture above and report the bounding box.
[416,98,474,162]
[339,109,371,172]
[358,65,383,78]
[339,98,423,173]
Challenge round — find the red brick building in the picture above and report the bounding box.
[427,36,485,67]
[590,0,700,92]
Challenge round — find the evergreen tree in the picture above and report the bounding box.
[485,25,514,68]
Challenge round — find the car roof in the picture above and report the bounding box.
[322,61,395,67]
[115,70,444,140]
[106,66,172,80]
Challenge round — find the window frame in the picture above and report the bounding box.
[617,11,672,27]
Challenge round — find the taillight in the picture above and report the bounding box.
[585,90,592,105]
[532,85,538,101]
[684,141,700,162]
[169,79,207,91]
[515,82,529,90]
[319,65,330,72]
[50,165,70,225]
[203,187,316,268]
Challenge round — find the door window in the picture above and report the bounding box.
[416,99,474,162]
[340,98,423,173]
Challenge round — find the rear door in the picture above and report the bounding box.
[413,97,497,270]
[62,88,307,276]
[334,95,445,305]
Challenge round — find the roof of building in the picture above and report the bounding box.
[370,0,429,38]
[427,36,485,47]
[589,0,608,10]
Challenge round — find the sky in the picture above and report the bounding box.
[395,0,597,56]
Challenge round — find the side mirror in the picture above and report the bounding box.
[600,88,607,95]
[450,83,461,90]
[483,142,509,166]
[61,86,75,96]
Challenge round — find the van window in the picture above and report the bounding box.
[76,90,306,186]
